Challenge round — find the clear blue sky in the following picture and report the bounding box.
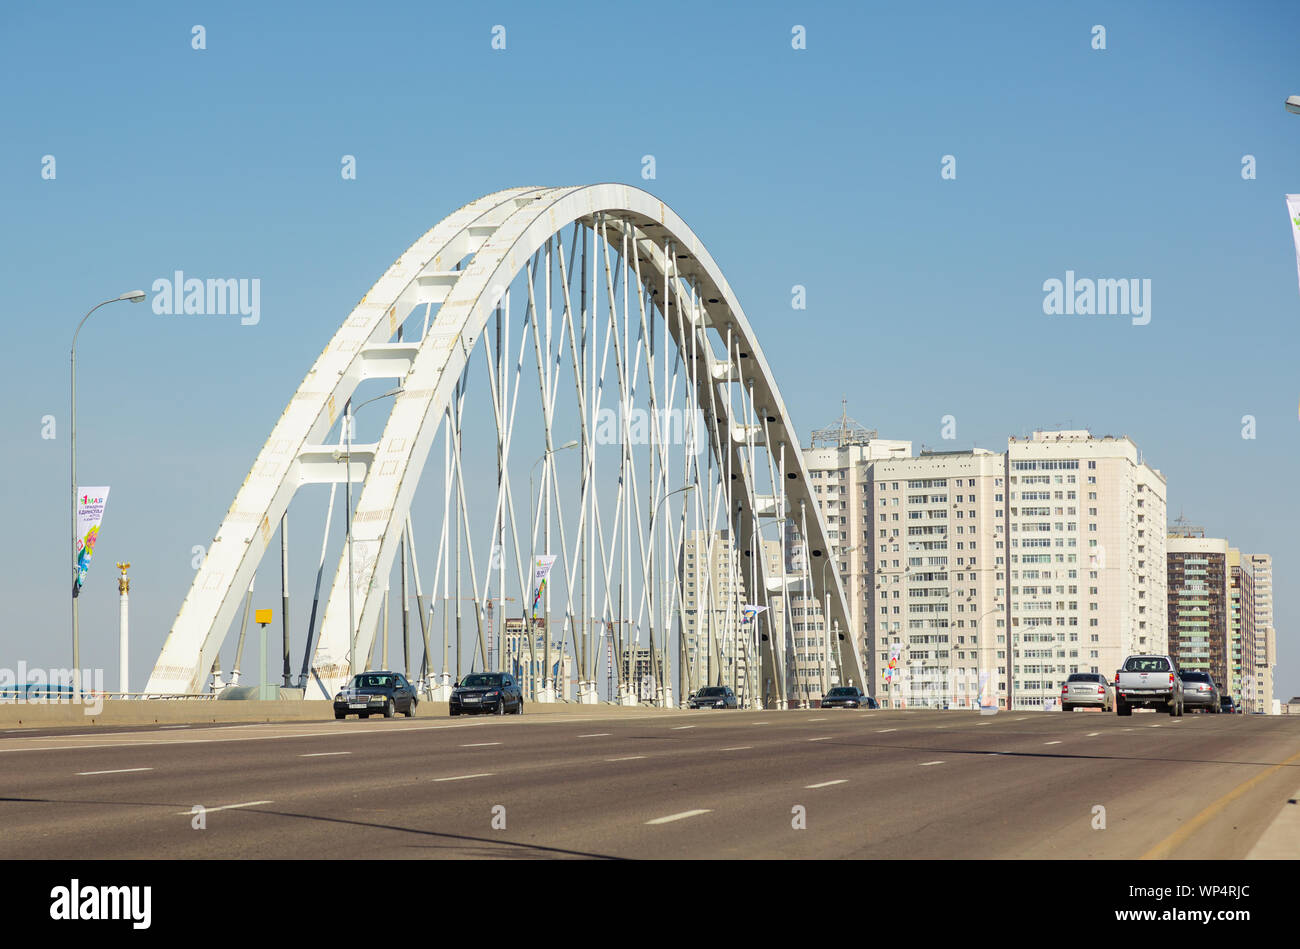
[3,0,1298,700]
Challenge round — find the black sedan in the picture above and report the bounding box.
[450,672,523,716]
[820,686,877,709]
[334,671,419,719]
[689,686,738,709]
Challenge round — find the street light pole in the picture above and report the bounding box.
[338,386,403,684]
[71,290,145,690]
[648,483,696,707]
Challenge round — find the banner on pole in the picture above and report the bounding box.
[1287,195,1300,295]
[740,604,767,624]
[530,555,557,617]
[73,486,110,597]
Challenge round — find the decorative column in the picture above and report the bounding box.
[116,562,130,695]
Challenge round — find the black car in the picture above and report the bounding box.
[689,686,738,709]
[450,672,523,716]
[1220,695,1240,714]
[820,686,876,709]
[334,671,418,719]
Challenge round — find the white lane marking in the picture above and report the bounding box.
[720,746,752,751]
[1149,724,1162,728]
[433,773,495,782]
[4,728,33,733]
[1087,732,1101,737]
[1014,717,1027,721]
[77,767,152,776]
[299,751,351,757]
[671,726,695,730]
[460,742,502,747]
[919,760,944,766]
[752,722,769,725]
[645,809,711,825]
[577,733,611,738]
[0,720,489,755]
[876,728,897,733]
[174,799,271,815]
[808,737,833,742]
[159,725,191,730]
[1044,740,1062,745]
[808,718,827,722]
[805,779,848,789]
[606,755,646,761]
[977,722,991,725]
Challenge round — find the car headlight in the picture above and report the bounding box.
[369,694,385,703]
[486,690,499,697]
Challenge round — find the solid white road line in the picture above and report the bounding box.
[606,756,646,761]
[299,752,351,757]
[460,742,502,747]
[577,733,611,738]
[919,761,944,766]
[805,780,848,788]
[174,800,272,815]
[433,773,495,782]
[645,809,711,825]
[1044,741,1062,745]
[720,746,752,751]
[77,767,152,776]
[808,737,833,742]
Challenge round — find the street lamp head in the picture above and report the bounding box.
[119,290,147,303]
[560,439,579,450]
[1287,95,1300,115]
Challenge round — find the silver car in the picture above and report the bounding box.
[1060,672,1113,712]
[1180,671,1220,713]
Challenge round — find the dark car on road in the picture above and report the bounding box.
[334,671,418,719]
[450,672,523,716]
[1220,695,1239,714]
[820,686,877,709]
[1180,671,1220,713]
[688,686,738,709]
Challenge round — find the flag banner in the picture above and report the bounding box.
[884,643,901,683]
[740,604,768,624]
[530,555,557,617]
[1287,195,1300,294]
[73,486,110,597]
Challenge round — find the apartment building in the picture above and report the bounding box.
[680,528,782,705]
[791,424,1168,711]
[1244,553,1275,714]
[1166,531,1230,689]
[1230,549,1255,710]
[1006,431,1168,710]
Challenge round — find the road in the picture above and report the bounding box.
[1,708,1297,859]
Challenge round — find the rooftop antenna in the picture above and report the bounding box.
[810,396,876,449]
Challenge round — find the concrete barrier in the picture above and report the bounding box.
[0,698,689,728]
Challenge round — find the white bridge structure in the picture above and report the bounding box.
[146,185,865,707]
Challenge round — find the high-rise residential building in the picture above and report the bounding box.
[1166,529,1230,689]
[679,528,781,706]
[501,617,576,699]
[1006,431,1167,710]
[1230,549,1255,710]
[1244,553,1275,714]
[791,416,1167,711]
[621,645,664,703]
[867,448,1006,709]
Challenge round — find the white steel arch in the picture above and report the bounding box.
[146,185,864,704]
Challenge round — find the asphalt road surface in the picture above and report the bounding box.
[2,708,1297,859]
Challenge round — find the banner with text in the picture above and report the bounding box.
[530,555,557,618]
[73,486,110,597]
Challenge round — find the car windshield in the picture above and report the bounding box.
[351,674,395,689]
[461,674,502,687]
[698,687,725,697]
[828,687,856,696]
[1123,657,1170,673]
